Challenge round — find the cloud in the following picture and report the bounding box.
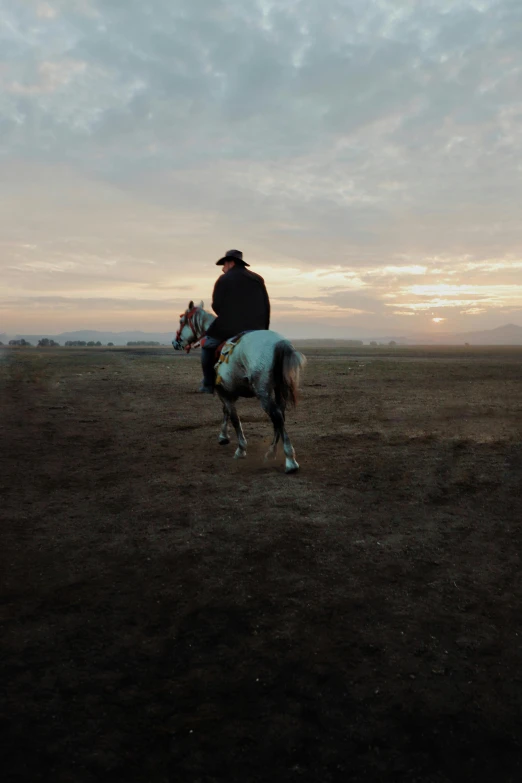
[1,0,522,334]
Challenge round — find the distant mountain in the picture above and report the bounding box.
[393,323,522,345]
[5,323,522,347]
[13,330,175,346]
[450,323,522,344]
[360,336,416,345]
[357,324,522,346]
[305,324,522,346]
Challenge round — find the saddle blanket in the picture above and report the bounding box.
[214,331,249,386]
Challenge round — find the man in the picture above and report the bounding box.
[199,249,271,393]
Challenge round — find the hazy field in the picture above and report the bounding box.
[2,344,522,782]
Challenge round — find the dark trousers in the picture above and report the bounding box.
[201,337,223,389]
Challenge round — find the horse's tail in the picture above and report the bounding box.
[272,340,306,408]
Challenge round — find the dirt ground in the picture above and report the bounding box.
[1,344,522,782]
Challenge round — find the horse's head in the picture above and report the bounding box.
[173,300,204,351]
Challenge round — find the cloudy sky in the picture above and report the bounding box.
[2,0,522,338]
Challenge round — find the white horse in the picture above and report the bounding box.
[173,301,306,473]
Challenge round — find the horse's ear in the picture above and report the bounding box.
[199,300,204,309]
[188,300,194,310]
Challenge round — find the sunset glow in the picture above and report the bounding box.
[1,1,522,339]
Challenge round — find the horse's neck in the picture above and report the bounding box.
[199,309,215,335]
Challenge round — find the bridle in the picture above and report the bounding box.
[174,306,205,353]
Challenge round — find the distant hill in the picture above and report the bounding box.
[391,323,522,345]
[450,323,522,345]
[12,330,175,346]
[5,323,522,347]
[359,324,522,346]
[293,338,364,348]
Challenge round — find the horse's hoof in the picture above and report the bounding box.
[285,459,299,474]
[234,449,247,460]
[264,449,277,461]
[218,436,230,445]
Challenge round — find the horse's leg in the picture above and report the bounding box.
[225,400,247,459]
[265,428,280,459]
[263,399,283,459]
[218,404,230,445]
[281,427,299,474]
[260,397,298,473]
[260,395,281,460]
[274,397,299,473]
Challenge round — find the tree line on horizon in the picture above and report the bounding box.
[1,339,167,347]
[64,340,104,346]
[2,339,114,347]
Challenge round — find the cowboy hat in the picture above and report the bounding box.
[215,249,249,267]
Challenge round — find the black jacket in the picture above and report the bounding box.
[206,265,271,341]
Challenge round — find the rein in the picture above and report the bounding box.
[176,306,205,353]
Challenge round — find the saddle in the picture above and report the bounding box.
[201,332,249,386]
[201,332,249,360]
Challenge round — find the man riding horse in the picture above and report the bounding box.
[199,249,271,393]
[174,254,305,472]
